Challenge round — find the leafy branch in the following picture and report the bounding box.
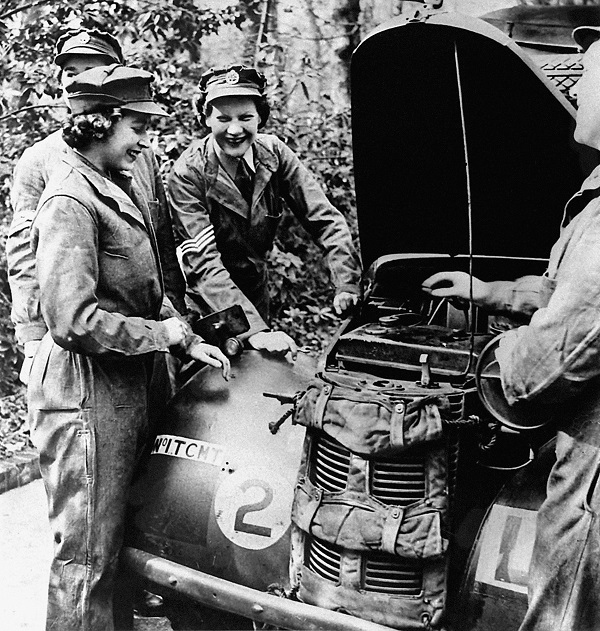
[0,103,67,123]
[0,0,52,22]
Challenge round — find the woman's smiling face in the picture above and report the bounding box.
[205,95,260,158]
[96,111,151,173]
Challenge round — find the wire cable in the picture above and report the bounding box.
[454,40,477,379]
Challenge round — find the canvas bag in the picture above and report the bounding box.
[290,372,454,629]
[293,371,452,456]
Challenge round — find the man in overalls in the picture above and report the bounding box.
[423,25,600,631]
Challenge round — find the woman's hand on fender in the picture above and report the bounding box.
[163,317,189,346]
[422,271,490,307]
[248,331,298,360]
[188,343,231,380]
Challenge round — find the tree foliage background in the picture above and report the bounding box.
[0,0,410,394]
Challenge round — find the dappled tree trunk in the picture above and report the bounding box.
[239,0,262,63]
[238,0,279,67]
[258,0,280,73]
[303,0,325,95]
[333,0,361,95]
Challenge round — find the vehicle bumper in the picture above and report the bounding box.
[123,546,393,631]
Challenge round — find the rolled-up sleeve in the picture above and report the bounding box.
[485,276,549,318]
[496,219,600,405]
[32,195,171,357]
[275,139,362,295]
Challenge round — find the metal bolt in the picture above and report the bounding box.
[251,604,264,614]
[168,575,178,586]
[224,337,243,357]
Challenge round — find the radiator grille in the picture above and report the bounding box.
[371,455,426,506]
[539,56,582,106]
[306,538,423,596]
[305,392,462,596]
[311,434,350,492]
[306,538,341,582]
[364,552,423,596]
[311,401,463,508]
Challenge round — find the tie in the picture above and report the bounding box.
[234,158,254,206]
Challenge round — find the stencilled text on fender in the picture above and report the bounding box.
[151,434,225,468]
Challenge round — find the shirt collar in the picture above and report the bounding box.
[211,137,255,173]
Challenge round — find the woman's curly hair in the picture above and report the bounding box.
[193,92,270,129]
[62,107,123,149]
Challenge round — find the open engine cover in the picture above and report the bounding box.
[351,11,596,271]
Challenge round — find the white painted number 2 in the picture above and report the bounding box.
[214,467,294,550]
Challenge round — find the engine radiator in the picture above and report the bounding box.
[290,374,463,630]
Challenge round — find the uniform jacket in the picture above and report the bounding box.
[168,133,361,335]
[27,150,178,631]
[491,164,600,408]
[30,151,173,357]
[7,129,186,345]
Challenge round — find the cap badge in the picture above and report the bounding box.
[76,32,91,44]
[225,69,240,85]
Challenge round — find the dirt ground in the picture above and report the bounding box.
[0,478,175,631]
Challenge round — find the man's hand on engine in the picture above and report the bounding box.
[248,331,298,360]
[333,291,359,317]
[188,342,231,380]
[422,271,491,307]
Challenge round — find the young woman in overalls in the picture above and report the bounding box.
[28,64,230,631]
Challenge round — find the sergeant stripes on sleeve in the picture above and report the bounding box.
[177,224,215,258]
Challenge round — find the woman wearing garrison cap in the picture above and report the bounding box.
[7,29,186,386]
[27,64,230,631]
[168,65,362,358]
[423,25,600,631]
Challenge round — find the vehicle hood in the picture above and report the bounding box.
[481,5,600,50]
[351,11,598,270]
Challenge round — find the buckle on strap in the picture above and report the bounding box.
[381,505,405,555]
[390,400,406,448]
[313,384,333,430]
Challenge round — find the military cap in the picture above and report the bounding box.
[54,29,124,67]
[199,64,267,105]
[66,64,169,116]
[573,25,600,52]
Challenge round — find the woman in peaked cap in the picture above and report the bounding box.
[168,64,362,359]
[7,29,186,388]
[28,64,230,631]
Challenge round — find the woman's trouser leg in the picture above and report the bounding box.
[30,354,149,631]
